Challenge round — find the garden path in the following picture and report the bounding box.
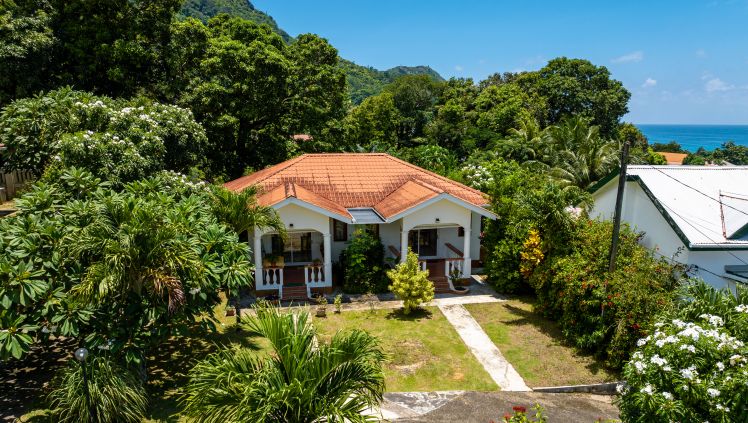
[438,303,530,391]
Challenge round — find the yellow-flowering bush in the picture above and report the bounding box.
[519,228,544,279]
[387,249,434,314]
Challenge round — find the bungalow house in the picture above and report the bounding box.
[224,153,496,299]
[590,165,748,291]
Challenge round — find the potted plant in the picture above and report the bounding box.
[315,295,328,317]
[312,258,322,267]
[449,266,470,295]
[333,294,343,313]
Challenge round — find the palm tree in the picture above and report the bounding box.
[182,306,386,422]
[546,116,619,190]
[210,186,285,323]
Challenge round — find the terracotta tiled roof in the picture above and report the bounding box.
[224,153,490,219]
[656,152,688,165]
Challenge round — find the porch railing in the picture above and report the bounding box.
[444,258,463,279]
[304,264,325,286]
[262,267,284,288]
[418,260,427,272]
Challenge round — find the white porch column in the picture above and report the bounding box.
[323,232,332,285]
[400,226,409,263]
[462,227,472,277]
[253,228,263,288]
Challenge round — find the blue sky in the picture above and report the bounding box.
[252,0,748,124]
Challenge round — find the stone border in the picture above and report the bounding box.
[532,382,622,395]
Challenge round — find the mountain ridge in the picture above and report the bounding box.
[179,0,444,104]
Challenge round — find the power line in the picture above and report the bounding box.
[658,200,748,267]
[647,165,748,218]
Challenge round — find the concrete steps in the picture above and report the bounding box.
[281,285,309,301]
[431,277,452,293]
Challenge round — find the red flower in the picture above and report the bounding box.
[512,405,527,413]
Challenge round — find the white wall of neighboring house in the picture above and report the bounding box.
[591,181,688,262]
[592,180,745,291]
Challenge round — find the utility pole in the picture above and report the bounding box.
[608,141,630,273]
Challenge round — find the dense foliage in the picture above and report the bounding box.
[0,168,253,363]
[528,220,682,368]
[341,229,387,294]
[182,306,386,422]
[387,249,435,314]
[0,88,207,182]
[618,281,748,422]
[47,355,148,423]
[179,0,292,42]
[685,141,748,165]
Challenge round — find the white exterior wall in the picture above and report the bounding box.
[688,250,748,292]
[401,199,472,233]
[591,181,688,262]
[471,211,483,260]
[591,180,747,291]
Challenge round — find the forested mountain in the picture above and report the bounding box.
[179,0,292,42]
[179,0,444,103]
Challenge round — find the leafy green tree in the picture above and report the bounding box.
[343,92,401,151]
[0,169,253,363]
[0,0,56,106]
[383,74,442,144]
[651,141,686,153]
[397,144,458,176]
[518,58,630,136]
[179,0,293,42]
[47,355,148,423]
[475,84,539,137]
[387,249,434,314]
[546,116,618,190]
[167,16,346,177]
[182,306,386,422]
[0,88,208,182]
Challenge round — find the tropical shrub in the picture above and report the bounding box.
[47,355,147,423]
[617,281,748,422]
[342,229,387,293]
[482,160,582,293]
[182,306,386,422]
[387,249,435,314]
[529,220,682,368]
[0,168,253,363]
[495,405,548,423]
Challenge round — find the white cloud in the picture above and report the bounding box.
[695,49,708,58]
[705,77,734,92]
[611,51,643,63]
[454,65,464,72]
[642,78,657,88]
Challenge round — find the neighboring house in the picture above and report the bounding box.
[656,152,688,165]
[225,153,496,299]
[590,165,748,291]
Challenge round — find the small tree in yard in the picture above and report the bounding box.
[387,249,434,314]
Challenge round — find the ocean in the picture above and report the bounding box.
[636,124,748,152]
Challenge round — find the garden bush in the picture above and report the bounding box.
[387,249,434,314]
[529,219,682,368]
[341,229,387,293]
[482,159,582,293]
[47,355,147,423]
[617,281,748,422]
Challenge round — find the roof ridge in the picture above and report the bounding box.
[382,154,488,198]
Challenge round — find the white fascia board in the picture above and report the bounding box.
[273,197,353,223]
[385,193,496,223]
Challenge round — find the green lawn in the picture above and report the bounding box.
[464,299,618,387]
[313,306,497,392]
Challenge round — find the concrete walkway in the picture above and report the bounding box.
[438,304,530,391]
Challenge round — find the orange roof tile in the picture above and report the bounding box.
[656,152,688,165]
[224,153,490,219]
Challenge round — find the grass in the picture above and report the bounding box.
[313,306,497,392]
[464,298,618,387]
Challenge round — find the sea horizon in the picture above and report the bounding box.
[635,124,748,152]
